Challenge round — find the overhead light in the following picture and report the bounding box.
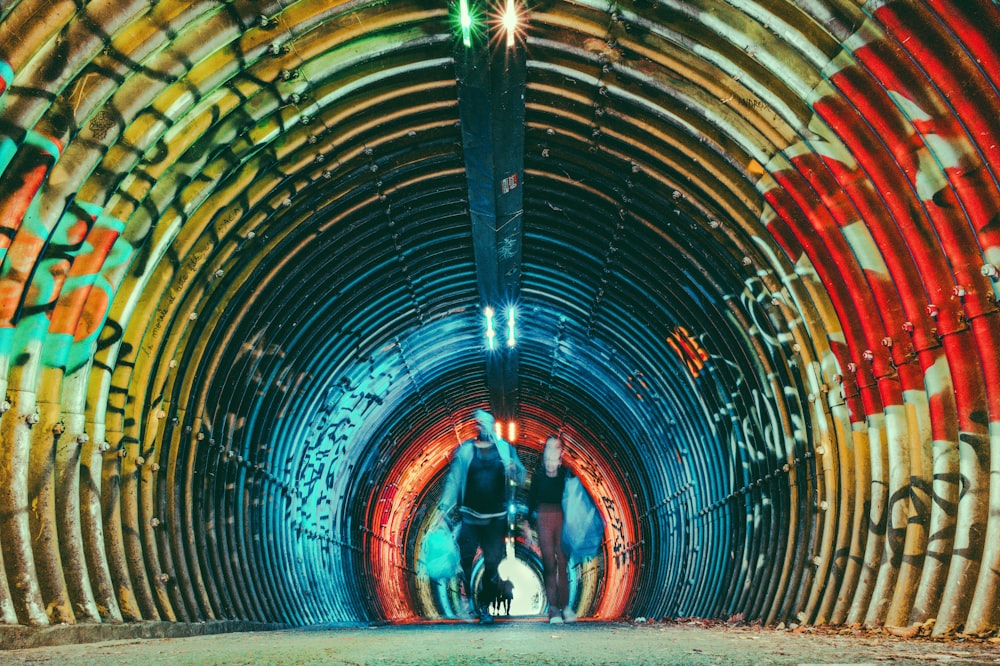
[507,421,517,442]
[506,306,516,347]
[502,0,518,48]
[484,306,496,350]
[460,0,473,47]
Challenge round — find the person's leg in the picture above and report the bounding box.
[478,518,505,609]
[537,506,561,618]
[457,519,479,612]
[551,509,569,611]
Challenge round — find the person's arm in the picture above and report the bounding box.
[521,518,535,548]
[437,443,466,521]
[526,465,541,523]
[507,440,528,486]
[498,441,529,508]
[522,478,537,547]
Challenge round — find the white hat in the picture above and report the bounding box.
[474,409,495,431]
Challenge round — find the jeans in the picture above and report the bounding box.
[458,516,506,608]
[537,504,568,615]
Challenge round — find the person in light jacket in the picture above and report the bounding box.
[438,409,528,623]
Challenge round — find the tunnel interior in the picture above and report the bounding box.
[0,0,998,638]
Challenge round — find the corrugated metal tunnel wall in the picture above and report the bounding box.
[0,0,997,639]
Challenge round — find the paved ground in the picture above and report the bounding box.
[4,618,1000,665]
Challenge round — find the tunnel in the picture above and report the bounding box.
[0,0,998,643]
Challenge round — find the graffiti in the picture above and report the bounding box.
[666,326,709,378]
[0,131,62,328]
[602,495,630,567]
[47,206,134,373]
[88,109,118,141]
[0,125,138,375]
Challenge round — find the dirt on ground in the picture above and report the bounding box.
[3,617,1000,665]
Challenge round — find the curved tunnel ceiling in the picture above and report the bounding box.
[0,0,998,638]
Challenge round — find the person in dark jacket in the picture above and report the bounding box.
[438,409,527,623]
[527,434,577,624]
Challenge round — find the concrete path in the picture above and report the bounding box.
[4,619,1000,665]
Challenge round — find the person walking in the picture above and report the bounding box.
[527,434,577,624]
[438,409,528,623]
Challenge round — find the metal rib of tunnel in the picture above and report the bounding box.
[0,0,998,641]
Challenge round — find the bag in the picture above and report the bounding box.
[561,476,605,560]
[418,521,461,580]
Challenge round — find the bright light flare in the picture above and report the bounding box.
[506,306,516,347]
[460,0,473,46]
[502,0,519,48]
[484,305,496,350]
[507,420,517,442]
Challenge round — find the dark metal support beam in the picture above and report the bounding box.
[454,8,526,421]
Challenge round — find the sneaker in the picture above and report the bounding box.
[549,615,564,624]
[456,598,475,623]
[478,606,494,624]
[562,608,577,623]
